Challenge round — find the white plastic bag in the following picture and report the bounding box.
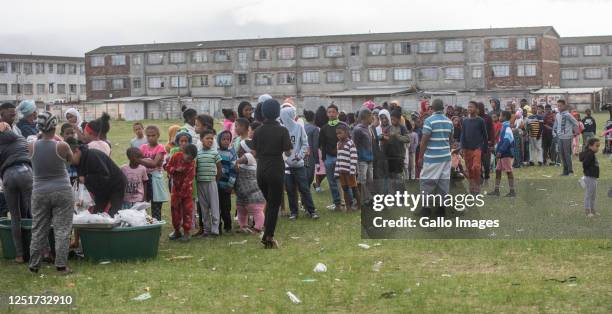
[73,211,115,224]
[116,209,148,227]
[129,202,151,212]
[313,263,327,273]
[74,183,94,211]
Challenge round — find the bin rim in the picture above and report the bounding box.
[77,222,165,232]
[0,217,33,229]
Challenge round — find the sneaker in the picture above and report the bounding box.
[179,234,191,242]
[168,231,182,241]
[288,214,297,220]
[504,191,516,197]
[309,212,320,219]
[488,190,500,196]
[326,204,337,210]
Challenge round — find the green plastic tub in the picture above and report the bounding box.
[0,218,33,260]
[77,223,163,262]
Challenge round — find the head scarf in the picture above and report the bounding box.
[280,105,297,128]
[363,100,376,111]
[17,100,37,117]
[65,107,83,128]
[36,111,58,132]
[261,99,281,121]
[258,94,272,104]
[217,130,232,149]
[378,109,391,125]
[174,131,192,146]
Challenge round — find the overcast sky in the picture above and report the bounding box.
[2,0,611,57]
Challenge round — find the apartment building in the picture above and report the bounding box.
[0,54,86,104]
[560,36,612,89]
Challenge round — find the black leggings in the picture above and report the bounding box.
[218,189,232,233]
[257,168,284,239]
[481,146,491,180]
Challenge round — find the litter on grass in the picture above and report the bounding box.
[313,263,327,273]
[441,274,452,277]
[166,255,193,261]
[99,261,111,265]
[358,243,370,249]
[302,279,317,283]
[372,261,383,272]
[229,240,247,246]
[380,291,397,299]
[286,291,301,304]
[132,292,151,301]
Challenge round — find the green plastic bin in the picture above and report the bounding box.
[0,218,33,260]
[78,223,163,262]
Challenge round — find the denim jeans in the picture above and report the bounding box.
[285,167,316,216]
[324,155,341,205]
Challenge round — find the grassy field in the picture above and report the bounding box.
[0,113,611,313]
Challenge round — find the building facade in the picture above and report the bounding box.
[560,36,612,89]
[0,54,86,104]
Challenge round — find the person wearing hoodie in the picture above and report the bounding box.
[16,100,38,138]
[352,108,374,207]
[375,109,392,194]
[252,99,292,248]
[303,110,320,190]
[280,106,319,220]
[217,130,237,233]
[489,98,502,117]
[381,109,410,192]
[579,137,600,217]
[489,111,516,197]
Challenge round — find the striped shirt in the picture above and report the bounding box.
[334,139,358,176]
[422,112,453,164]
[196,148,220,182]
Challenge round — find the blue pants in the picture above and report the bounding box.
[285,167,316,216]
[324,155,341,205]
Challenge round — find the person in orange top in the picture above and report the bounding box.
[164,143,197,242]
[165,125,181,153]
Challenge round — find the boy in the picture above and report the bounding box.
[319,104,343,210]
[121,148,148,208]
[165,144,198,241]
[525,106,544,166]
[579,138,600,217]
[384,109,410,191]
[130,122,147,148]
[232,118,250,153]
[352,108,374,207]
[217,130,237,233]
[335,122,360,211]
[460,101,487,194]
[489,111,516,197]
[196,129,222,236]
[581,109,596,151]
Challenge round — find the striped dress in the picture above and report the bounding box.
[334,139,358,177]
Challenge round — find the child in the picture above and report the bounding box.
[572,111,584,156]
[234,140,265,233]
[138,125,168,220]
[165,144,198,241]
[405,119,419,180]
[248,121,261,139]
[60,123,79,185]
[121,148,148,208]
[451,147,466,180]
[581,109,596,151]
[489,111,516,197]
[217,130,237,233]
[525,107,544,166]
[232,118,250,153]
[130,122,148,148]
[579,138,600,217]
[335,122,360,211]
[196,129,222,236]
[222,109,236,133]
[165,125,181,153]
[491,113,502,143]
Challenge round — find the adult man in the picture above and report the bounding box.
[418,99,453,216]
[0,103,23,136]
[552,99,578,176]
[542,105,556,165]
[460,101,487,194]
[319,104,345,210]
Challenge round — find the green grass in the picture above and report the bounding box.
[1,114,611,313]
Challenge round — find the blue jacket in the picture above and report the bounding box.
[217,132,237,190]
[496,121,514,158]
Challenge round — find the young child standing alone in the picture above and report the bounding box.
[121,148,148,208]
[579,138,600,217]
[165,144,197,241]
[335,122,360,211]
[196,130,222,236]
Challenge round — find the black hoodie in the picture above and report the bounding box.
[579,149,599,178]
[0,130,31,177]
[76,145,126,204]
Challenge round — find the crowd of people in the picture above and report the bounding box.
[0,93,605,273]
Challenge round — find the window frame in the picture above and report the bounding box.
[444,40,464,53]
[368,69,387,82]
[471,66,483,79]
[147,52,164,65]
[584,45,602,56]
[191,75,209,87]
[0,83,8,95]
[418,68,438,81]
[583,68,602,79]
[444,67,464,80]
[418,41,438,54]
[214,74,233,86]
[393,42,412,55]
[517,64,537,77]
[56,64,66,74]
[561,46,578,57]
[170,76,187,88]
[326,71,345,83]
[254,73,273,86]
[325,45,343,58]
[490,38,509,50]
[253,48,271,61]
[90,56,105,67]
[36,84,45,94]
[367,43,386,56]
[302,71,320,84]
[132,78,142,89]
[191,50,208,63]
[278,72,296,85]
[350,44,360,56]
[132,55,142,65]
[301,46,319,59]
[213,50,231,63]
[111,55,126,66]
[169,52,186,64]
[277,47,295,60]
[491,64,510,78]
[561,69,579,80]
[147,77,165,89]
[393,68,412,81]
[517,37,537,51]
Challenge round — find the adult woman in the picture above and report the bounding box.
[28,112,74,274]
[16,100,38,138]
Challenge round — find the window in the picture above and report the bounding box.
[277,47,295,60]
[11,62,21,73]
[80,84,86,94]
[133,78,142,89]
[48,63,54,73]
[192,75,208,87]
[23,84,33,95]
[48,83,54,94]
[491,65,510,77]
[0,62,6,73]
[302,71,320,84]
[91,79,106,90]
[132,55,142,65]
[444,40,463,53]
[79,64,85,75]
[11,84,20,94]
[561,46,578,57]
[325,45,343,57]
[187,51,205,64]
[35,63,44,74]
[214,50,231,62]
[584,68,602,79]
[472,66,483,79]
[170,76,187,88]
[147,53,164,65]
[23,63,33,74]
[36,84,45,94]
[350,44,360,56]
[148,77,164,89]
[418,41,437,53]
[561,69,578,80]
[301,46,319,58]
[237,49,248,65]
[57,84,66,94]
[111,55,126,66]
[584,45,601,56]
[238,73,247,85]
[490,38,509,49]
[444,67,464,80]
[609,67,612,79]
[393,68,412,81]
[254,48,271,61]
[367,43,386,56]
[517,37,536,50]
[419,68,438,81]
[90,56,104,67]
[0,84,7,94]
[393,42,411,55]
[278,72,296,85]
[351,70,361,82]
[69,84,77,94]
[57,64,66,74]
[255,73,273,86]
[517,64,536,77]
[169,52,186,64]
[68,64,77,74]
[608,44,612,56]
[368,69,386,81]
[326,71,344,83]
[111,79,125,90]
[215,74,233,86]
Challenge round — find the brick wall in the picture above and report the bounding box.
[485,36,544,89]
[85,55,131,100]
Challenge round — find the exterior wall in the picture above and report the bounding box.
[560,42,612,88]
[485,35,548,89]
[85,54,131,100]
[0,56,86,103]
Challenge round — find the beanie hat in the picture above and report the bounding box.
[18,100,37,116]
[261,99,281,120]
[174,131,192,145]
[258,94,272,104]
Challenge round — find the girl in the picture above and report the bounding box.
[83,113,111,156]
[237,101,254,122]
[165,125,181,153]
[195,113,216,150]
[217,130,237,234]
[138,125,168,221]
[579,138,600,217]
[235,140,265,233]
[572,111,584,156]
[222,109,236,133]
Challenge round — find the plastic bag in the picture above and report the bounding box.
[313,263,327,273]
[74,183,94,211]
[130,202,151,212]
[116,209,148,227]
[73,211,116,224]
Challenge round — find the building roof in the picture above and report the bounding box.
[560,36,612,45]
[103,96,174,103]
[531,87,603,94]
[328,87,413,97]
[87,26,558,55]
[0,53,84,62]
